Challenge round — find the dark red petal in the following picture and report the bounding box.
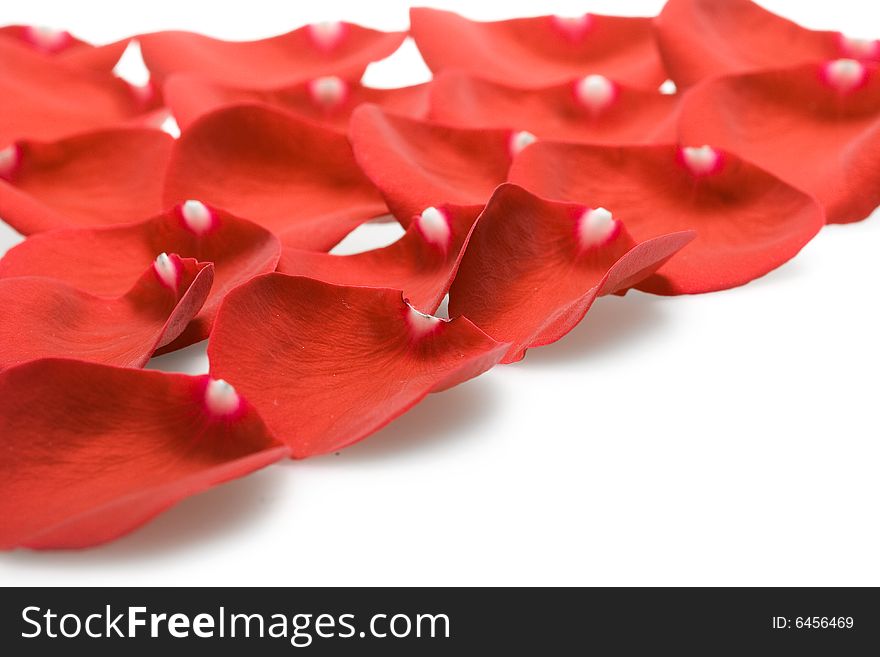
[410,8,666,89]
[350,104,517,221]
[428,71,679,145]
[208,275,508,458]
[0,39,158,145]
[164,104,387,250]
[0,254,213,370]
[0,359,285,549]
[165,72,430,132]
[679,61,880,224]
[509,142,824,294]
[0,204,279,350]
[278,203,481,314]
[0,128,172,234]
[449,185,694,362]
[653,0,874,87]
[138,23,406,87]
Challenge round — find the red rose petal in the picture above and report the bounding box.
[0,128,172,234]
[0,359,286,549]
[165,72,430,132]
[449,185,695,362]
[350,104,517,221]
[0,25,129,72]
[509,142,824,294]
[278,203,481,314]
[163,104,387,250]
[0,254,213,370]
[0,38,158,145]
[0,24,80,55]
[0,204,280,350]
[208,275,509,458]
[409,8,666,89]
[428,71,679,145]
[138,23,406,87]
[653,0,876,88]
[679,61,880,224]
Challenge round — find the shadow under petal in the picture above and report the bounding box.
[333,376,500,463]
[1,464,287,564]
[520,291,669,367]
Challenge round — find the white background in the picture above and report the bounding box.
[1,0,878,586]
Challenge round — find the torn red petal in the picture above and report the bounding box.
[0,254,213,370]
[164,72,430,133]
[138,23,406,88]
[449,185,694,362]
[208,275,509,458]
[428,72,680,145]
[0,204,280,350]
[509,142,824,294]
[679,61,880,224]
[653,0,877,88]
[164,104,387,250]
[0,360,285,549]
[0,39,159,145]
[350,104,517,221]
[277,203,481,314]
[409,8,666,89]
[0,128,172,234]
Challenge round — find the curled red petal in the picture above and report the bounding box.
[429,71,679,145]
[0,25,129,73]
[509,142,824,294]
[410,7,666,89]
[449,185,694,362]
[208,275,509,458]
[0,204,280,350]
[278,203,481,314]
[653,0,875,88]
[679,61,880,224]
[0,39,158,145]
[0,128,172,234]
[163,104,387,250]
[165,72,430,133]
[0,25,80,55]
[138,23,406,87]
[0,254,213,370]
[350,104,516,221]
[0,359,285,549]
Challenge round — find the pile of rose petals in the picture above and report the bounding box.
[1,1,878,549]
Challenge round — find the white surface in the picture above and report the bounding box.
[1,0,879,586]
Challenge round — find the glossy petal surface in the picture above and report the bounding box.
[449,185,695,361]
[0,129,172,234]
[679,62,880,223]
[0,360,285,549]
[0,206,280,349]
[164,105,387,249]
[509,143,824,294]
[139,24,406,87]
[350,104,516,221]
[208,275,508,457]
[278,204,481,313]
[410,8,666,89]
[429,72,679,145]
[0,255,213,369]
[165,73,430,132]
